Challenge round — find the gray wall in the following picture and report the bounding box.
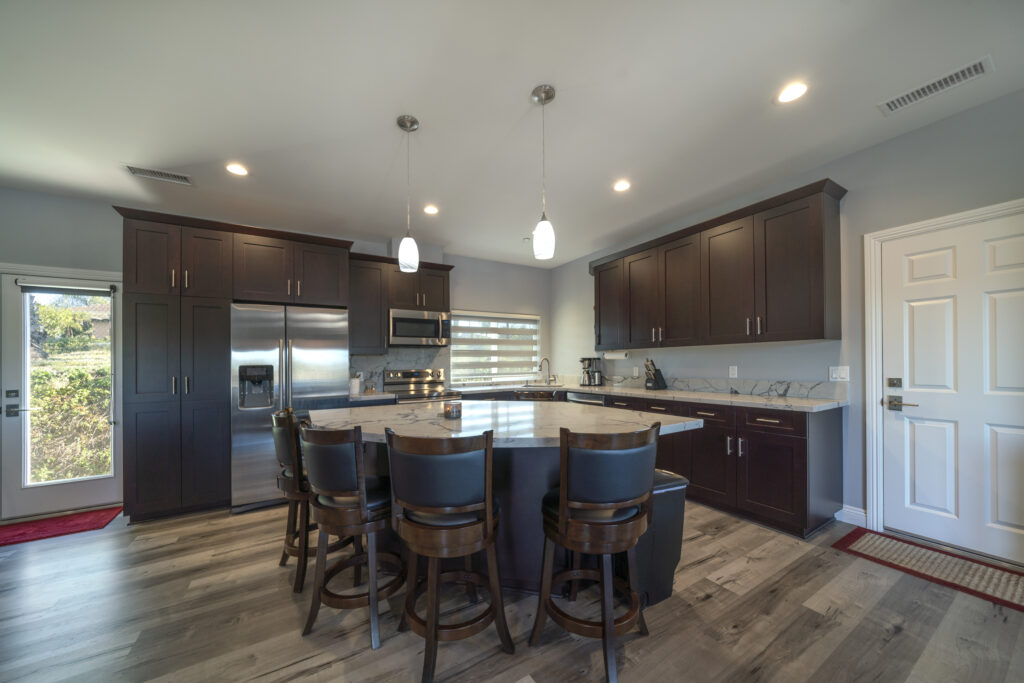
[550,88,1024,510]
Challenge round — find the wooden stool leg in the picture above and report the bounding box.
[366,531,381,650]
[569,550,582,601]
[353,535,364,587]
[528,536,555,646]
[626,546,648,636]
[302,530,328,636]
[486,543,515,654]
[464,553,479,604]
[293,499,310,592]
[280,499,297,566]
[600,553,618,683]
[422,557,441,683]
[399,550,418,633]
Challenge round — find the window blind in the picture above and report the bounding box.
[450,312,540,387]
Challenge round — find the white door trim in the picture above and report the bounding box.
[863,197,1024,533]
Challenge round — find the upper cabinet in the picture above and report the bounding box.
[292,243,349,306]
[233,235,349,306]
[181,227,233,298]
[349,258,389,355]
[124,220,181,295]
[590,180,845,350]
[388,265,450,312]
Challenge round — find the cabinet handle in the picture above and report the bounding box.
[170,269,176,288]
[416,293,420,306]
[738,437,746,458]
[756,316,762,335]
[755,417,781,424]
[726,435,733,455]
[696,411,716,417]
[184,269,189,289]
[297,280,302,297]
[287,279,291,296]
[746,317,751,336]
[649,405,667,411]
[423,293,426,307]
[659,327,664,342]
[651,327,655,342]
[171,376,177,395]
[613,401,628,406]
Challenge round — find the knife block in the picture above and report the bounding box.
[645,370,667,390]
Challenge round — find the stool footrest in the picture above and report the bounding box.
[546,569,640,639]
[320,552,404,609]
[404,569,495,642]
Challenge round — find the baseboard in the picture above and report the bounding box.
[835,505,867,528]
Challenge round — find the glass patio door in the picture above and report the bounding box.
[1,274,121,520]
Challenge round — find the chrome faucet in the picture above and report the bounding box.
[538,357,552,386]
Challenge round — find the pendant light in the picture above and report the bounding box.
[397,114,420,273]
[530,84,556,260]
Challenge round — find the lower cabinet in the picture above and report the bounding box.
[123,401,182,519]
[180,399,232,509]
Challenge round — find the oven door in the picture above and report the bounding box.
[389,309,451,346]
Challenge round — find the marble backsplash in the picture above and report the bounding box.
[350,346,451,393]
[553,373,847,400]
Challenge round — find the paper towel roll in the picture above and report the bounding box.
[603,351,629,360]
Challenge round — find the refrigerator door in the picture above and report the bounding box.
[287,306,350,412]
[231,304,286,506]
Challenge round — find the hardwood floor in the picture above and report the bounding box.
[1,502,1020,682]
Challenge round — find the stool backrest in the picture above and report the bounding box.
[271,410,305,476]
[557,423,660,529]
[299,425,368,518]
[385,429,494,531]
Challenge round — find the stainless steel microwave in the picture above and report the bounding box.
[389,309,451,347]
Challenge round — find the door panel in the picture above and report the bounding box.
[124,401,181,518]
[701,218,755,344]
[181,227,232,298]
[123,293,180,403]
[624,249,660,348]
[688,425,736,507]
[180,399,230,509]
[123,220,180,295]
[594,260,624,350]
[233,234,294,303]
[660,236,701,346]
[420,270,449,311]
[350,260,388,355]
[181,298,230,403]
[881,204,1024,563]
[736,430,805,529]
[294,244,348,307]
[389,267,420,309]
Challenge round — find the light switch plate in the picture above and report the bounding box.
[829,366,850,381]
[633,366,639,378]
[728,365,738,378]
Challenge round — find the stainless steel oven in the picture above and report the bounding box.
[389,308,451,347]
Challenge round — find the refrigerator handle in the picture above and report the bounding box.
[278,339,286,410]
[287,339,294,408]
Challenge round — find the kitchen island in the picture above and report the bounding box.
[310,400,702,594]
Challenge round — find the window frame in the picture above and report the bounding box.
[449,309,542,388]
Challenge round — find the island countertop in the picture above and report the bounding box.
[310,399,702,448]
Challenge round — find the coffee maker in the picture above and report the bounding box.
[579,357,603,386]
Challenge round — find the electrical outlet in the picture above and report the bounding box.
[728,365,738,378]
[829,366,850,381]
[633,366,639,378]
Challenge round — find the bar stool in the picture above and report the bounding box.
[272,409,323,593]
[300,425,404,649]
[385,428,515,683]
[528,423,660,683]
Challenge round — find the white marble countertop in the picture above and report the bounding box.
[349,392,397,403]
[311,400,702,448]
[456,384,847,413]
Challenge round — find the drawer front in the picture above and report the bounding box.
[741,408,806,437]
[605,396,643,411]
[644,399,686,416]
[686,403,735,427]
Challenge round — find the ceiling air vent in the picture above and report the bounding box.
[878,55,993,116]
[125,165,193,185]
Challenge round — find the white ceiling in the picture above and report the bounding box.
[1,1,1022,267]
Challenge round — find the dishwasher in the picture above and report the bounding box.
[565,392,605,406]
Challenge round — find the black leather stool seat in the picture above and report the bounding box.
[316,477,390,510]
[541,488,639,523]
[406,499,500,527]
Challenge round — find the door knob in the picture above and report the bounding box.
[886,395,919,411]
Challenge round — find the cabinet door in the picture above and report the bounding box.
[350,260,388,355]
[180,398,231,509]
[123,400,181,518]
[233,234,294,303]
[701,217,755,345]
[123,220,180,295]
[753,196,824,342]
[123,293,180,403]
[389,266,420,309]
[688,424,736,507]
[659,235,701,346]
[181,298,231,403]
[624,249,660,348]
[656,431,692,479]
[181,227,232,298]
[605,396,643,411]
[294,244,349,307]
[736,430,807,530]
[594,260,624,350]
[419,270,449,311]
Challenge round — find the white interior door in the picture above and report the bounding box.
[881,209,1024,563]
[1,274,122,519]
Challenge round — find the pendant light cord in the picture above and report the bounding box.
[406,131,412,237]
[540,101,547,216]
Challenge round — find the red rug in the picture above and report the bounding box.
[0,506,122,547]
[833,527,1024,612]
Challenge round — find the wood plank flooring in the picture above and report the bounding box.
[0,502,1020,682]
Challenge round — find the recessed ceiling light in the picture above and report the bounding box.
[776,82,808,103]
[613,179,631,192]
[423,204,439,215]
[225,162,248,176]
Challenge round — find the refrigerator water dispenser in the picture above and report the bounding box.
[238,365,274,408]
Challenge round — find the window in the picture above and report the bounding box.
[450,311,541,387]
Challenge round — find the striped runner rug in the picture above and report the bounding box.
[833,527,1024,612]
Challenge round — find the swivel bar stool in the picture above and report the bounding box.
[386,428,515,683]
[300,425,404,649]
[529,423,660,683]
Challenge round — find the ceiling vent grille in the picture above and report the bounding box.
[878,56,993,116]
[125,165,193,185]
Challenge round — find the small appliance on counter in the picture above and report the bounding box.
[384,368,461,403]
[579,357,604,386]
[644,358,667,390]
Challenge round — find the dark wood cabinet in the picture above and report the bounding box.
[181,227,232,298]
[123,293,180,404]
[389,268,420,309]
[419,269,449,311]
[388,266,450,311]
[123,401,182,518]
[349,259,389,355]
[180,399,231,509]
[124,220,180,295]
[736,429,806,529]
[180,298,231,403]
[294,243,349,307]
[686,404,738,508]
[232,233,295,303]
[659,235,701,346]
[624,249,660,348]
[604,396,643,411]
[593,259,624,350]
[701,217,756,345]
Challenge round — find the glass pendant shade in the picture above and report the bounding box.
[398,234,420,272]
[532,215,555,260]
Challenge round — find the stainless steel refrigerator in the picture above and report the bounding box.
[230,304,349,507]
